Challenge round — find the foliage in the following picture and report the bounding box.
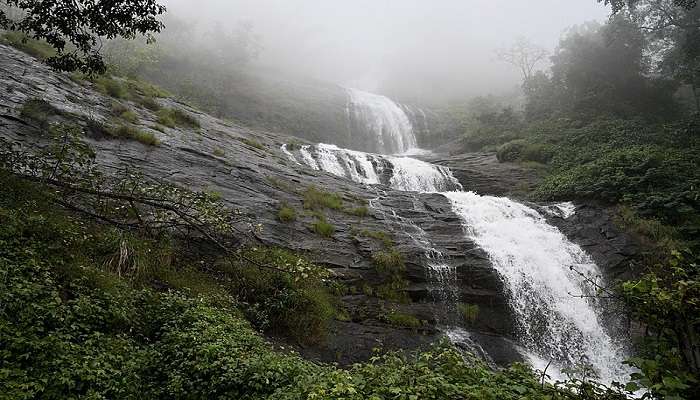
[620,250,700,399]
[303,186,344,211]
[19,98,60,129]
[278,203,297,222]
[345,205,369,217]
[0,0,166,74]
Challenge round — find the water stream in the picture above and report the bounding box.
[281,90,631,385]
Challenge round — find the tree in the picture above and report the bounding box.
[0,0,166,74]
[496,37,549,83]
[600,0,698,13]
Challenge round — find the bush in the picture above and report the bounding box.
[278,203,297,222]
[497,140,554,164]
[94,77,128,99]
[303,186,344,211]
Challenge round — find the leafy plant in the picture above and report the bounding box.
[278,203,297,222]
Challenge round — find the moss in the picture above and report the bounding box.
[458,303,480,325]
[265,176,293,192]
[303,186,344,211]
[278,203,297,222]
[212,147,225,157]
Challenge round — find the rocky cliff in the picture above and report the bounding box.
[0,44,637,366]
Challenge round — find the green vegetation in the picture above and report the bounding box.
[345,205,369,217]
[19,98,60,128]
[358,229,394,248]
[0,31,55,60]
[278,203,297,222]
[303,186,344,211]
[139,96,162,111]
[109,124,159,146]
[458,303,480,325]
[156,108,200,129]
[311,215,335,238]
[212,147,225,157]
[240,137,266,150]
[384,309,422,328]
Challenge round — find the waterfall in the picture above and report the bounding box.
[443,191,631,383]
[346,88,418,154]
[282,139,631,385]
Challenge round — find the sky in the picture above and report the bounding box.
[163,0,611,102]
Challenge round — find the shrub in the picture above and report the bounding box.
[458,303,480,324]
[303,186,344,211]
[278,203,297,222]
[120,110,139,123]
[312,216,335,238]
[156,109,176,127]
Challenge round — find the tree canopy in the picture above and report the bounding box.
[0,0,166,74]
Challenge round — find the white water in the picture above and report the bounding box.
[443,191,631,384]
[346,88,418,154]
[281,89,631,386]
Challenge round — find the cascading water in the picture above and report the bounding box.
[280,89,632,386]
[346,88,419,154]
[443,192,632,383]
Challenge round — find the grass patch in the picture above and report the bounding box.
[345,205,369,217]
[372,248,405,276]
[109,124,159,146]
[458,303,480,325]
[278,203,297,222]
[240,137,266,150]
[94,76,128,99]
[19,98,60,128]
[157,108,200,129]
[312,216,335,238]
[1,31,55,60]
[384,310,422,328]
[139,96,161,111]
[303,186,344,211]
[358,229,394,248]
[265,176,293,192]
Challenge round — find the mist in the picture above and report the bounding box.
[162,0,609,103]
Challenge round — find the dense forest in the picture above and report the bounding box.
[0,0,699,399]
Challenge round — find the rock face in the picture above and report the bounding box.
[0,44,639,367]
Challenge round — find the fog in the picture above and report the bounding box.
[163,0,609,103]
